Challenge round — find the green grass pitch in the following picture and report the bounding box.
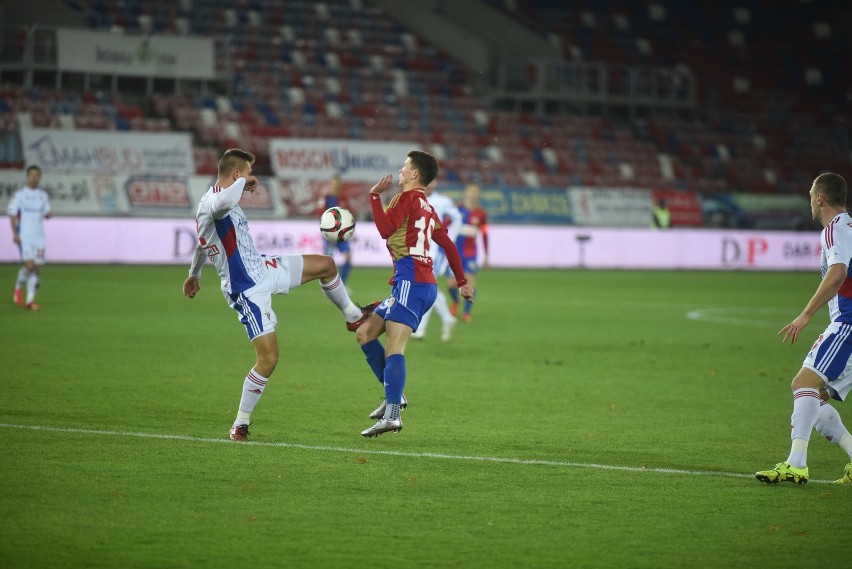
[0,264,849,568]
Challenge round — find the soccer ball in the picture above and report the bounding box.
[320,206,356,243]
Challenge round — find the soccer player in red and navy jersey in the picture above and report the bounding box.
[449,183,489,322]
[355,150,474,437]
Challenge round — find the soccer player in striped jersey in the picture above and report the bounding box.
[449,183,489,322]
[7,165,52,311]
[411,179,463,341]
[182,149,376,442]
[355,150,474,437]
[756,172,852,485]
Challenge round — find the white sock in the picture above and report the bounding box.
[815,401,852,459]
[15,267,28,288]
[433,291,453,324]
[838,434,852,461]
[787,388,821,468]
[320,274,361,321]
[26,272,39,304]
[234,368,268,426]
[384,402,401,421]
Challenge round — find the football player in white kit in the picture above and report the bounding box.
[7,165,52,311]
[182,149,377,441]
[411,180,463,341]
[756,172,852,485]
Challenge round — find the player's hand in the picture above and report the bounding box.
[370,174,394,195]
[12,234,20,245]
[779,313,810,344]
[459,283,475,302]
[183,276,200,299]
[243,175,258,192]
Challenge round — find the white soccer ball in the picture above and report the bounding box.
[320,206,356,243]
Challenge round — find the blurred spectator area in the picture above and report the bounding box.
[0,0,848,193]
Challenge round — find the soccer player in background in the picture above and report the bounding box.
[355,150,474,437]
[182,149,376,442]
[756,172,852,485]
[411,179,463,341]
[7,165,52,311]
[321,173,353,286]
[449,182,489,322]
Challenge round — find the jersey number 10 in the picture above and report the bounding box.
[410,216,435,256]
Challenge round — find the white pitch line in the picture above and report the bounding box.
[685,307,793,327]
[0,423,839,485]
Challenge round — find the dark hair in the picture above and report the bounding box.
[407,150,439,187]
[26,165,41,175]
[814,172,847,207]
[218,148,256,177]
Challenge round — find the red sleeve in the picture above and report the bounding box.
[370,193,395,238]
[433,228,467,287]
[370,192,410,238]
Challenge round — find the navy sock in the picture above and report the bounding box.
[464,298,473,315]
[361,339,385,384]
[384,354,406,404]
[340,262,352,284]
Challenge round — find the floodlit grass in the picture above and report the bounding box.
[0,264,849,568]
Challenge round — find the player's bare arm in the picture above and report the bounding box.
[779,263,847,344]
[370,174,394,195]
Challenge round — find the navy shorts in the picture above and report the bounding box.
[374,279,437,331]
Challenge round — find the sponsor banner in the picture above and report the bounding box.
[57,29,215,79]
[732,193,809,212]
[568,187,654,227]
[278,178,374,218]
[0,171,130,214]
[187,175,281,214]
[0,217,821,271]
[651,188,703,227]
[440,186,572,224]
[21,128,195,175]
[125,176,191,209]
[0,171,284,217]
[269,139,415,180]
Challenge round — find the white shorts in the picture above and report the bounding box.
[20,241,46,265]
[224,255,304,340]
[802,321,852,401]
